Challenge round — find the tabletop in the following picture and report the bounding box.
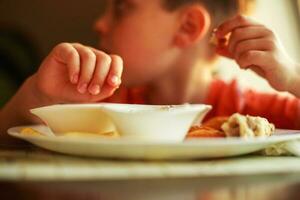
[1,143,300,200]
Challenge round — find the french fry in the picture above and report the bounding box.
[187,126,226,138]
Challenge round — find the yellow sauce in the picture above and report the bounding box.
[21,128,45,137]
[21,127,119,139]
[60,131,120,139]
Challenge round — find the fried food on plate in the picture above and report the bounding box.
[202,116,229,130]
[187,126,226,138]
[186,116,228,138]
[221,113,275,138]
[186,113,275,139]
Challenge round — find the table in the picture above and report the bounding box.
[1,144,300,200]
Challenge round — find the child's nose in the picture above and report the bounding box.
[94,15,111,36]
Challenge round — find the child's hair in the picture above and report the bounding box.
[163,0,255,27]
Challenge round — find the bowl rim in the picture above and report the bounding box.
[101,103,212,114]
[30,103,212,114]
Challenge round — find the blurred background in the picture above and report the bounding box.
[0,0,299,107]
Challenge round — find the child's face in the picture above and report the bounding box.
[94,0,180,86]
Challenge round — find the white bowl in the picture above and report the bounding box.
[101,104,212,142]
[31,103,211,142]
[30,104,116,135]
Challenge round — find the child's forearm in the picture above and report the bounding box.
[0,75,50,141]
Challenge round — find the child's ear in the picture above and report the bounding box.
[174,5,211,48]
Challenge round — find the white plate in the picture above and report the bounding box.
[8,125,300,160]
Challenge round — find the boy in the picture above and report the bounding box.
[1,0,300,141]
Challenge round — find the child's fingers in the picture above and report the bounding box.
[106,55,123,87]
[89,85,118,102]
[249,65,266,78]
[53,43,80,84]
[236,50,268,70]
[216,15,262,39]
[228,26,273,55]
[87,55,123,100]
[72,43,97,94]
[87,50,112,95]
[233,38,274,60]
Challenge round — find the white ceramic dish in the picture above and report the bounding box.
[31,103,211,142]
[101,104,211,142]
[8,125,300,160]
[31,104,116,135]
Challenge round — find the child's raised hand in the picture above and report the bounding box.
[215,15,297,92]
[34,43,123,103]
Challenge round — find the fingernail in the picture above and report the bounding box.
[78,83,88,94]
[110,75,120,86]
[89,84,101,95]
[71,74,79,84]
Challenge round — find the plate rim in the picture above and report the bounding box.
[7,125,300,147]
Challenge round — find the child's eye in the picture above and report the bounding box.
[114,0,131,17]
